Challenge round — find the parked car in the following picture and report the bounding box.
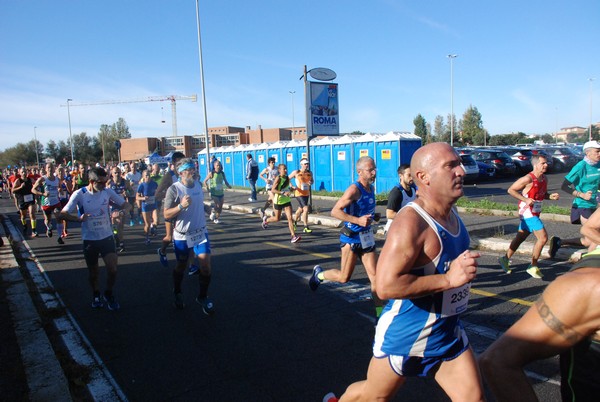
[471,149,516,176]
[500,147,534,174]
[459,154,479,182]
[477,161,496,179]
[542,146,579,172]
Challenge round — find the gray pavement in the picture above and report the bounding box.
[0,189,584,401]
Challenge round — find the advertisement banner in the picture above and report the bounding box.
[308,81,339,136]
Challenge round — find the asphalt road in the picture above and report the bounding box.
[1,193,568,402]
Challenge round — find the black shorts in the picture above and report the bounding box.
[571,206,596,225]
[296,196,309,208]
[18,201,34,211]
[274,202,292,211]
[83,236,117,266]
[340,241,376,256]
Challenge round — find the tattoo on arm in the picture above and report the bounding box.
[535,296,582,344]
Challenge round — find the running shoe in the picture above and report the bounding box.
[303,227,313,233]
[150,225,157,237]
[31,230,38,238]
[188,264,200,276]
[196,296,215,316]
[117,242,125,253]
[157,248,168,267]
[210,211,216,221]
[498,255,512,274]
[104,294,120,311]
[173,293,185,310]
[145,238,151,246]
[213,218,220,224]
[526,265,543,279]
[248,197,254,202]
[261,216,268,229]
[129,219,134,227]
[91,296,105,308]
[138,218,144,225]
[291,235,301,243]
[323,392,338,402]
[46,228,53,238]
[57,236,64,245]
[548,236,561,259]
[309,265,323,291]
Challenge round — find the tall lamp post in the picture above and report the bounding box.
[589,78,596,141]
[195,0,211,176]
[33,126,39,167]
[66,98,75,164]
[447,54,458,146]
[289,90,296,137]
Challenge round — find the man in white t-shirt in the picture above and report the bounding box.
[60,167,131,310]
[125,162,142,226]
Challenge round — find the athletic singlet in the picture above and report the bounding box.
[518,173,547,218]
[340,181,375,244]
[137,180,158,207]
[273,175,291,205]
[40,176,60,207]
[559,250,600,401]
[373,202,471,357]
[63,187,125,241]
[265,167,279,190]
[209,172,226,197]
[169,181,207,242]
[294,170,312,197]
[13,178,34,204]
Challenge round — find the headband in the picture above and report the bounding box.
[177,162,195,173]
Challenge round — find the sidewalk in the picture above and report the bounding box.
[0,189,584,401]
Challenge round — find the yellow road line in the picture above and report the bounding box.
[264,241,330,259]
[470,288,534,307]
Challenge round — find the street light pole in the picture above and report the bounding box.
[447,54,458,146]
[67,98,75,164]
[289,90,296,138]
[33,126,39,167]
[195,0,211,176]
[589,78,596,141]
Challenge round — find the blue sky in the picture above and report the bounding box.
[1,0,599,151]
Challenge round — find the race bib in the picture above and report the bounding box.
[441,283,471,317]
[532,201,542,213]
[359,229,375,249]
[301,183,309,191]
[186,228,207,247]
[24,194,34,202]
[87,214,110,234]
[214,183,223,191]
[145,196,156,205]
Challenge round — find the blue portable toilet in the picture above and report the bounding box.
[374,132,402,194]
[232,144,250,188]
[255,142,271,176]
[220,145,236,185]
[268,141,288,165]
[398,132,422,166]
[197,148,208,173]
[331,135,357,192]
[352,133,381,168]
[284,139,306,170]
[310,137,333,191]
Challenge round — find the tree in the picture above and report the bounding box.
[350,130,365,136]
[433,115,446,142]
[413,114,427,143]
[458,105,485,145]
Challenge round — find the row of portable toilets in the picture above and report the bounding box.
[197,132,422,195]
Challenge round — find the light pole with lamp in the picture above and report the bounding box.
[195,0,211,176]
[66,98,75,164]
[447,54,458,146]
[589,78,596,141]
[33,126,40,167]
[289,90,296,137]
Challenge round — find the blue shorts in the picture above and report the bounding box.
[141,203,156,213]
[519,216,544,232]
[379,327,469,377]
[173,236,211,261]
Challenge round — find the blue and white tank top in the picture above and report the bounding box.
[340,181,375,243]
[373,202,470,358]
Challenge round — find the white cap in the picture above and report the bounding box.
[300,158,309,165]
[583,140,600,151]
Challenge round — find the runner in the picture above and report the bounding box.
[31,163,66,244]
[498,155,560,278]
[59,167,132,310]
[258,157,278,219]
[125,162,143,226]
[203,159,231,224]
[323,144,483,402]
[107,166,128,252]
[12,168,38,237]
[261,163,301,244]
[289,158,314,233]
[149,163,164,235]
[383,164,417,234]
[163,158,215,313]
[57,165,72,238]
[136,170,158,245]
[308,156,381,316]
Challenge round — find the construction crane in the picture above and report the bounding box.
[61,94,198,137]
